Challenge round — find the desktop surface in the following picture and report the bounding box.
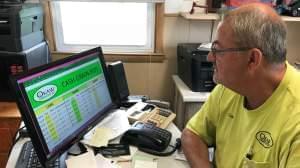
[7,120,189,168]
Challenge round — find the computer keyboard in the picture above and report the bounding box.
[16,141,65,168]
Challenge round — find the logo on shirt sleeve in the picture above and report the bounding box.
[256,131,273,148]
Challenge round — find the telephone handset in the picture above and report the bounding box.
[145,100,170,109]
[120,121,172,153]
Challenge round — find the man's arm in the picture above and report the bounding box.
[181,128,211,168]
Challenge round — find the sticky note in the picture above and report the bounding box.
[88,127,113,147]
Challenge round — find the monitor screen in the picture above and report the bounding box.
[10,47,115,166]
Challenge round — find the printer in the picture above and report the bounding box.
[177,43,215,92]
[0,3,48,101]
[0,3,44,52]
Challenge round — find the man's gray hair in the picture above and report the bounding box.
[224,7,287,63]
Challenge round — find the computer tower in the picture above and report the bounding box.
[0,41,50,101]
[107,61,130,105]
[177,43,215,92]
[107,61,148,107]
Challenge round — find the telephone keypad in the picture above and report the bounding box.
[146,113,169,127]
[158,108,171,117]
[146,120,157,126]
[133,122,172,142]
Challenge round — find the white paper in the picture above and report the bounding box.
[82,109,130,145]
[134,160,157,168]
[132,155,158,168]
[66,151,97,168]
[175,149,187,161]
[95,154,118,168]
[197,42,212,51]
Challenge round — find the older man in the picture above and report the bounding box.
[181,3,300,168]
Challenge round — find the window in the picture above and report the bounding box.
[51,2,156,53]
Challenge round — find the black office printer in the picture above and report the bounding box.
[177,43,215,92]
[0,3,44,52]
[0,3,48,101]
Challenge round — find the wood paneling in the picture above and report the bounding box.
[0,103,21,167]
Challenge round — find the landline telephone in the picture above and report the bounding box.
[126,102,176,129]
[120,121,181,156]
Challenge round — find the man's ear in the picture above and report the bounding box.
[247,48,263,71]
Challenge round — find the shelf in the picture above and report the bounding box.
[281,16,300,22]
[180,12,300,22]
[172,75,210,102]
[180,12,220,20]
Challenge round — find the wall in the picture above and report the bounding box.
[122,0,207,102]
[286,22,300,64]
[45,0,300,104]
[124,16,214,102]
[125,5,300,104]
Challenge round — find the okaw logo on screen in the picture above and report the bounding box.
[34,85,57,101]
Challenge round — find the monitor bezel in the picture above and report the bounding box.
[10,47,117,166]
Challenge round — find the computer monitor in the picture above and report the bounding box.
[9,47,116,167]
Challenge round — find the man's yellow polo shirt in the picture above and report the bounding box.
[186,63,300,167]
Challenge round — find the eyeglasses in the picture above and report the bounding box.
[210,41,252,57]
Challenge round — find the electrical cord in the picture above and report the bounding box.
[8,126,26,157]
[138,138,181,157]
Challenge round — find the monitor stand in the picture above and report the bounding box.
[47,142,85,168]
[52,152,67,168]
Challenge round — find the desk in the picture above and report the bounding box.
[0,102,21,168]
[172,75,210,130]
[7,123,189,168]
